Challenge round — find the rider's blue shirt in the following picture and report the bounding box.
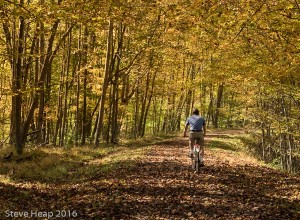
[186,115,205,131]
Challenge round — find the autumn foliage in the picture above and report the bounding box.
[0,0,299,174]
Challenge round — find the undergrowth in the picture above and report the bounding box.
[0,136,161,184]
[206,129,298,173]
[207,130,264,166]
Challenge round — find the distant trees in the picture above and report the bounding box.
[214,0,300,172]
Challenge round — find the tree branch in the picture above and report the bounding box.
[231,1,267,44]
[3,0,36,18]
[295,0,300,11]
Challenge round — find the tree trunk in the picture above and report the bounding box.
[81,26,89,146]
[110,24,125,143]
[137,71,150,137]
[141,70,157,137]
[214,83,224,128]
[12,0,25,154]
[22,22,74,145]
[94,18,114,146]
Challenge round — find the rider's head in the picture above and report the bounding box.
[192,108,199,115]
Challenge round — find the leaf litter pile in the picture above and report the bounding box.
[1,132,300,219]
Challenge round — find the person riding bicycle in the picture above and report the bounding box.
[184,108,206,166]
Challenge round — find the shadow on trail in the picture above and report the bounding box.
[90,155,300,220]
[1,135,299,220]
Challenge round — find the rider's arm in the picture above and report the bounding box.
[184,124,189,137]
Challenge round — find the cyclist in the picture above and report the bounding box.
[183,108,206,166]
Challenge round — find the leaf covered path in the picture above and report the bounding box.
[1,132,300,219]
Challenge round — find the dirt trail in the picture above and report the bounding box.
[89,136,299,220]
[1,131,300,219]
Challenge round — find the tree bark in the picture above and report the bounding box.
[81,26,89,146]
[213,83,224,128]
[12,0,25,154]
[94,18,114,146]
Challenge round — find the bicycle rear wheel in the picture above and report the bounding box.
[194,151,200,173]
[191,154,195,170]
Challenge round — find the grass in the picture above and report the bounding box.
[208,132,244,152]
[0,138,154,184]
[206,130,300,174]
[207,131,264,165]
[209,138,240,152]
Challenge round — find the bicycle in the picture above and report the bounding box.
[191,139,203,173]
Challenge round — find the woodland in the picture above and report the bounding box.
[1,0,299,172]
[0,0,300,219]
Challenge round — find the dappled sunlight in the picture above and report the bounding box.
[1,131,299,219]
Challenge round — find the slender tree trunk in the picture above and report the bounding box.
[134,80,140,138]
[34,22,43,144]
[214,83,224,128]
[206,84,214,127]
[75,27,82,146]
[81,26,89,145]
[56,69,64,146]
[22,22,74,144]
[94,18,114,146]
[110,24,125,143]
[141,70,157,137]
[138,71,150,137]
[13,0,25,154]
[61,24,72,147]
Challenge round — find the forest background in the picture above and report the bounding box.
[0,0,300,173]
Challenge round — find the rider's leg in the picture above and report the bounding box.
[189,135,195,157]
[189,132,199,157]
[199,132,205,164]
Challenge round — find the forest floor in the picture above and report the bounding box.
[1,130,300,220]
